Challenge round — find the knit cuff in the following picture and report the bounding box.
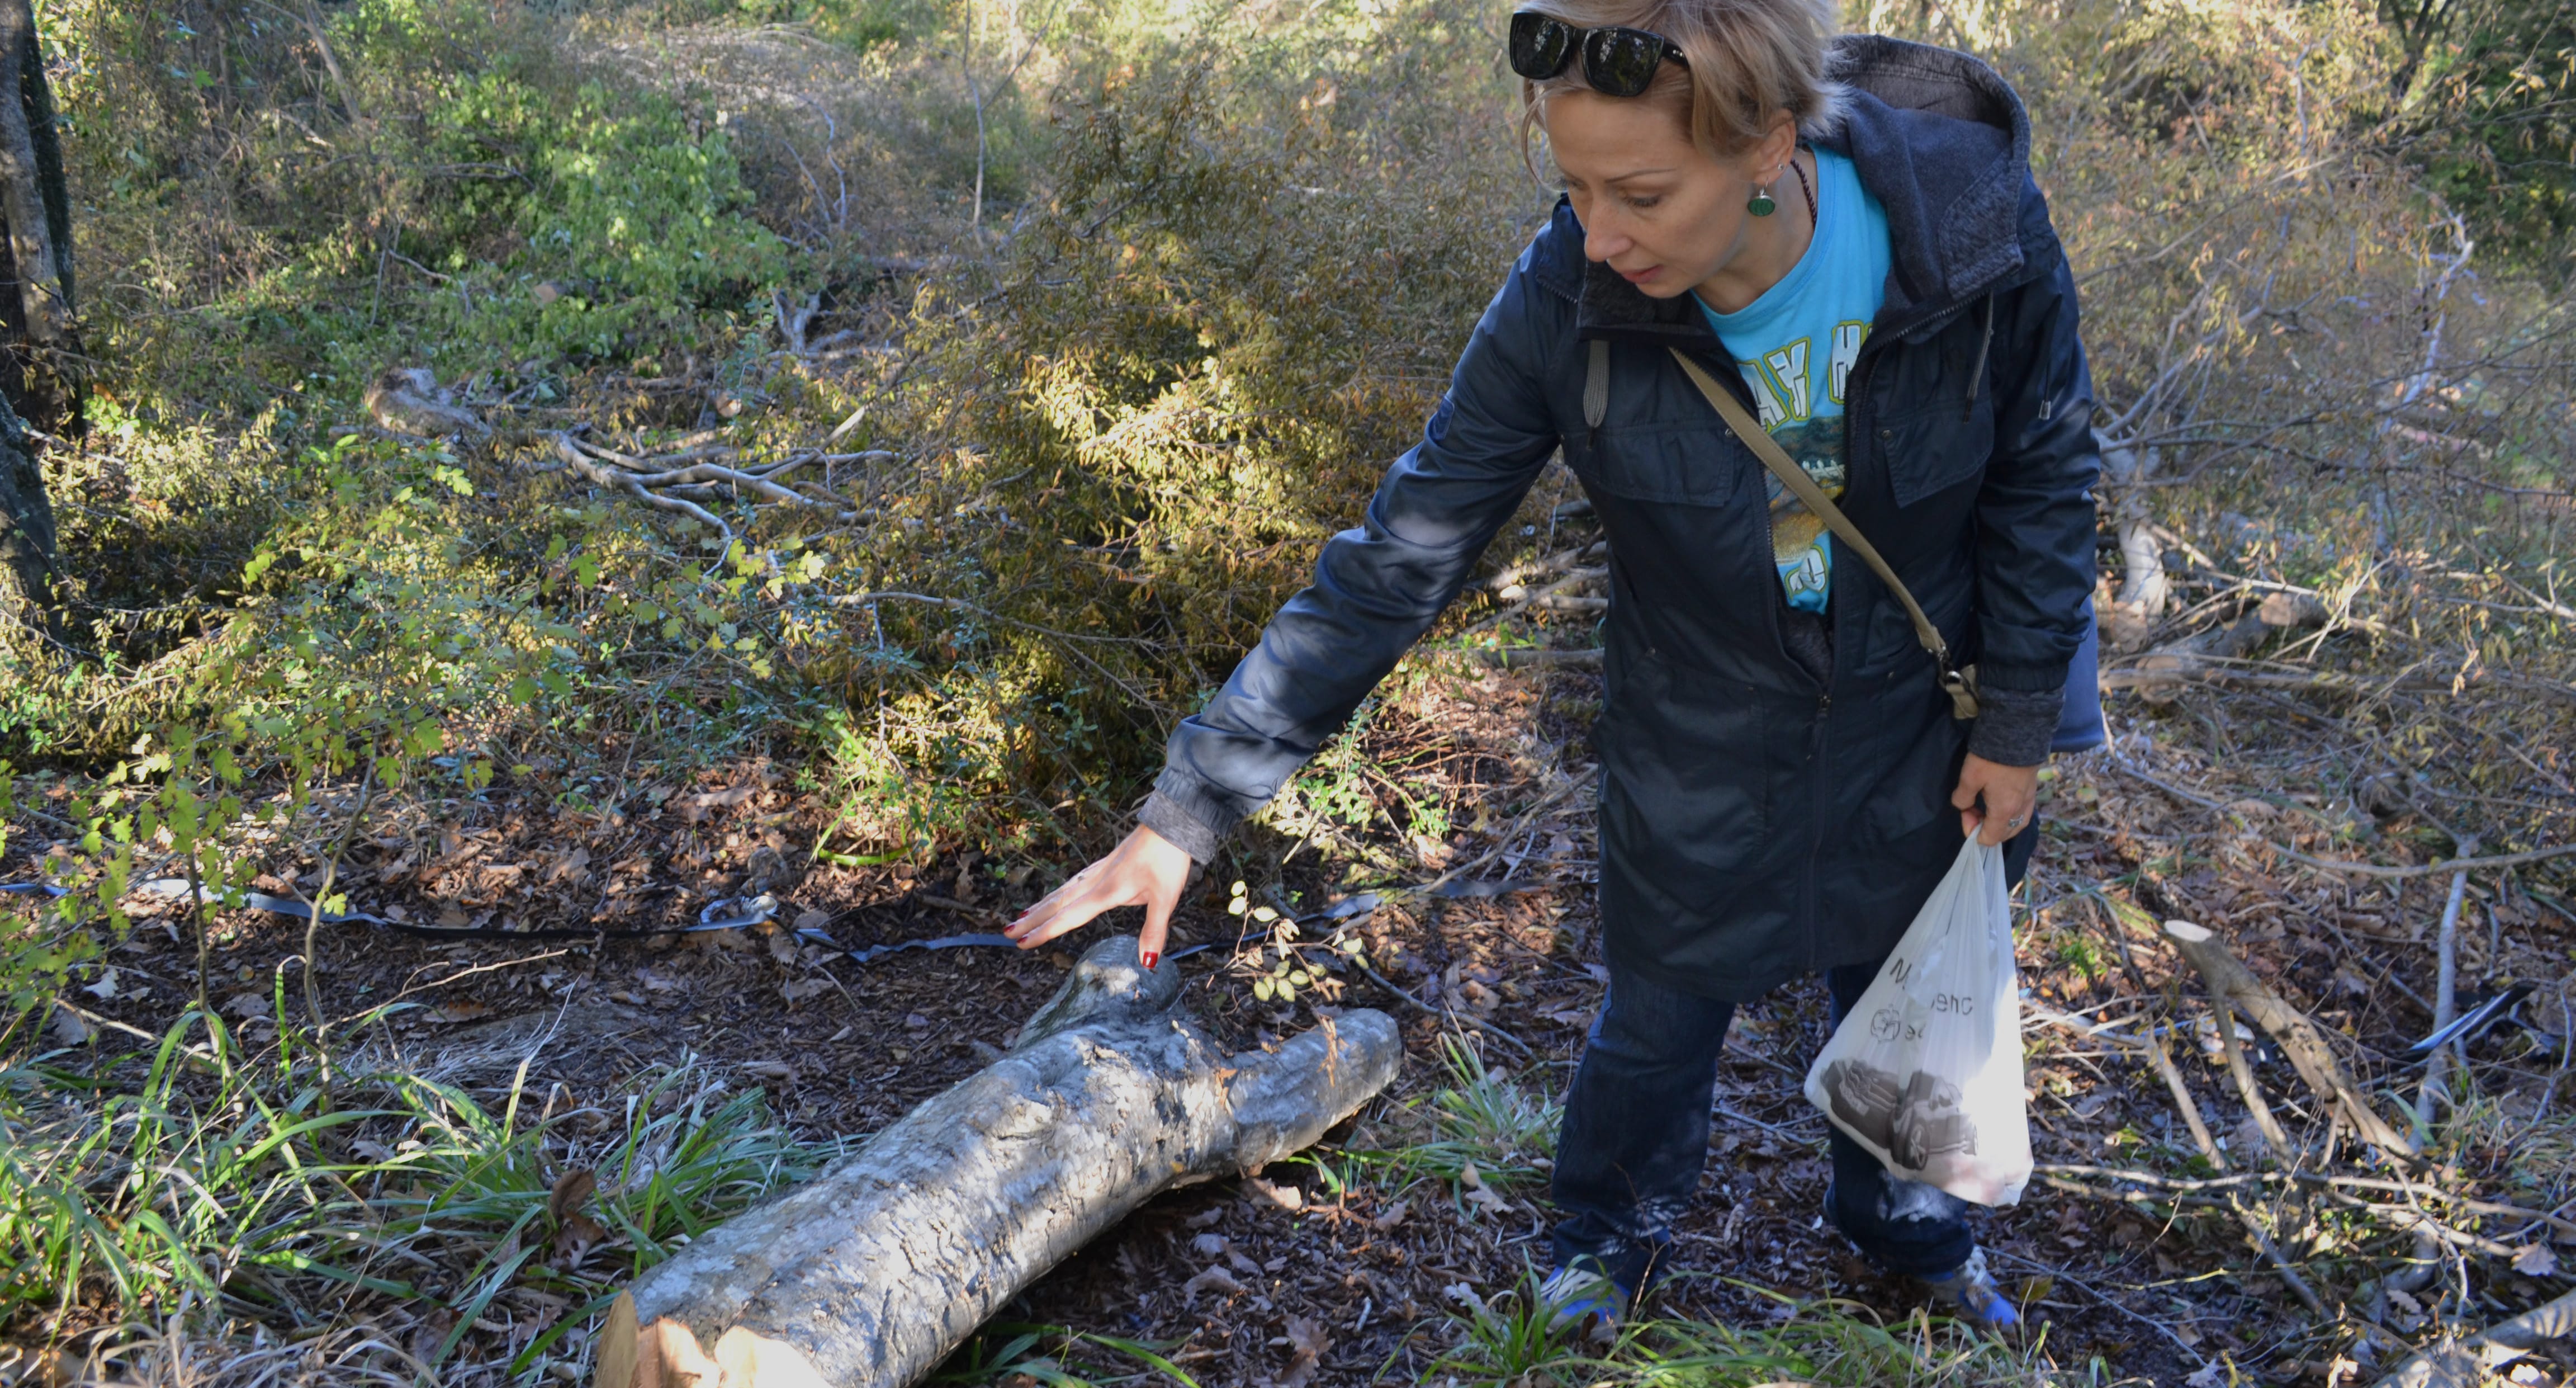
[1966,683,2063,767]
[1138,789,1227,866]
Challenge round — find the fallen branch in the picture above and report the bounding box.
[2161,920,2419,1158]
[2323,1190,2522,1258]
[2420,841,2476,1130]
[2371,1285,2576,1387]
[2232,1193,2327,1316]
[2034,1164,2576,1240]
[550,434,735,556]
[595,934,1400,1388]
[2147,1027,2228,1167]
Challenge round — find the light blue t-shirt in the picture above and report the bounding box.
[1694,149,1892,613]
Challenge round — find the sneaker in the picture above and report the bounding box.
[1915,1248,2022,1332]
[1537,1263,1628,1340]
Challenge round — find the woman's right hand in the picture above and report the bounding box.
[1003,824,1194,969]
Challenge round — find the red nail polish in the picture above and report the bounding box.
[1140,951,1161,971]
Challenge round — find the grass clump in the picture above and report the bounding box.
[1347,1035,1561,1207]
[0,1006,829,1378]
[1427,1269,2138,1388]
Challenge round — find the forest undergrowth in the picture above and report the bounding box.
[2,0,2573,1382]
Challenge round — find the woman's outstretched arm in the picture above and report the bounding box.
[1010,235,1578,958]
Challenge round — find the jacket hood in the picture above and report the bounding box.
[1561,35,2048,347]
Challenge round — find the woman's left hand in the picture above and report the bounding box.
[1952,754,2039,845]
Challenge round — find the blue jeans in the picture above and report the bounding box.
[1548,828,2034,1290]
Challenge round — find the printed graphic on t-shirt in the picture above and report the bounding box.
[1697,147,1891,617]
[1759,415,1848,608]
[1739,319,1868,611]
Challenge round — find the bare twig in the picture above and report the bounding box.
[2161,919,2419,1157]
[2145,1026,2228,1168]
[2232,1193,2327,1316]
[2419,839,2475,1131]
[296,766,377,1033]
[1347,953,1533,1058]
[550,433,737,572]
[2213,995,2295,1160]
[2370,1285,2576,1387]
[2036,1164,2576,1239]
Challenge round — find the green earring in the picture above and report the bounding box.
[1748,185,1777,216]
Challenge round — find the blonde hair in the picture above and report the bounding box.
[1516,0,1846,165]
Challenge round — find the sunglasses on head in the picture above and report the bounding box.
[1509,11,1688,98]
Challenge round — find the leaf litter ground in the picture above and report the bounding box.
[21,655,2576,1387]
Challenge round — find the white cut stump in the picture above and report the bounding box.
[594,934,1403,1388]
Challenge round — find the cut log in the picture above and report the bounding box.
[2161,920,2418,1158]
[595,934,1403,1388]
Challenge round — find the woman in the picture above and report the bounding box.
[1007,0,2102,1333]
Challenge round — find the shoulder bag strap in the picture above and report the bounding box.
[1666,347,1981,720]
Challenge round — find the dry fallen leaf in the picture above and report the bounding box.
[634,966,682,992]
[550,1210,607,1267]
[550,847,591,882]
[1275,1315,1328,1388]
[50,1003,92,1045]
[2514,1243,2559,1277]
[1457,1163,1514,1215]
[548,1169,598,1221]
[1244,1177,1305,1212]
[742,1060,795,1082]
[1190,1233,1229,1258]
[794,907,832,932]
[780,977,834,1004]
[1182,1264,1246,1302]
[1371,1198,1410,1231]
[222,992,271,1019]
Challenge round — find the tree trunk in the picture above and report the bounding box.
[593,934,1405,1388]
[0,0,73,637]
[0,395,48,628]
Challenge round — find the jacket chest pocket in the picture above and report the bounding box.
[1872,402,1995,508]
[1565,420,1749,508]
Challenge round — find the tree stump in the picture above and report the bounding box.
[593,934,1404,1388]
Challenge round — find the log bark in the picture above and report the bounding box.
[595,934,1403,1388]
[2161,920,2418,1158]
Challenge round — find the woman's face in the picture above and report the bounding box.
[1548,90,1794,301]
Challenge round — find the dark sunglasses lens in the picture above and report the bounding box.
[1582,28,1667,97]
[1509,12,1576,79]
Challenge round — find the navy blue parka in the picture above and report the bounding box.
[1140,36,2102,1002]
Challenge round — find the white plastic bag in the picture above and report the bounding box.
[1803,837,2031,1206]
